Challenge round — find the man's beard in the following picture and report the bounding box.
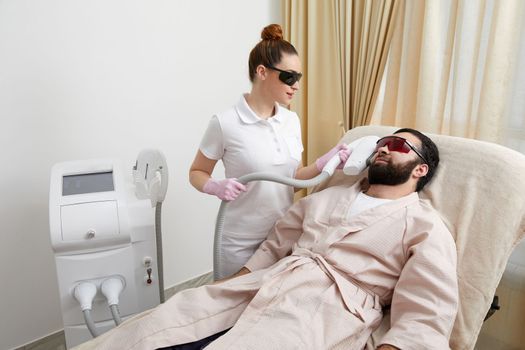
[368,157,421,186]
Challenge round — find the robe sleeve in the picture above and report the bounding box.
[378,211,459,350]
[244,195,309,271]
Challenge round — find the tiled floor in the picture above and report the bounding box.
[475,332,524,350]
[474,279,525,350]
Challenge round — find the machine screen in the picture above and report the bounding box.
[63,171,114,196]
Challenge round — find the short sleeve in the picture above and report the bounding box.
[199,115,224,160]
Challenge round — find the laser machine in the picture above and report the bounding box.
[49,150,168,348]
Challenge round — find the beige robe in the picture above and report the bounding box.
[75,182,458,350]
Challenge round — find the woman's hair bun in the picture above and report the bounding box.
[261,24,283,41]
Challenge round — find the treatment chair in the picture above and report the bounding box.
[313,125,525,350]
[73,125,525,350]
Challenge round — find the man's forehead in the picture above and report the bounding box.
[392,132,422,147]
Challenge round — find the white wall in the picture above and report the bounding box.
[0,1,281,348]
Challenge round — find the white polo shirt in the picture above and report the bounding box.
[200,95,303,275]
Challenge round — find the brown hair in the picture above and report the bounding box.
[248,24,298,82]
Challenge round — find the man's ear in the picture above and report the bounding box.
[413,163,429,178]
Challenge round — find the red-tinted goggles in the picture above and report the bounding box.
[266,65,303,86]
[375,136,427,163]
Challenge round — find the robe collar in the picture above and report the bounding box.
[329,179,420,232]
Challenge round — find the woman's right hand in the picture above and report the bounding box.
[203,178,247,201]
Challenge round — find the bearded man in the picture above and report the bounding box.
[75,128,458,350]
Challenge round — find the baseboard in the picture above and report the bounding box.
[14,271,213,350]
[12,329,66,350]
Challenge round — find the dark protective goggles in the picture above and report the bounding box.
[266,65,303,86]
[375,136,427,163]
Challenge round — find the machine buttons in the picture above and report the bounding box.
[146,268,153,285]
[143,256,152,267]
[86,230,96,239]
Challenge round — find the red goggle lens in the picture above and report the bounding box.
[375,137,411,153]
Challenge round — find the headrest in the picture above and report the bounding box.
[314,125,525,350]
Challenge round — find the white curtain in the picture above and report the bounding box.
[371,0,525,153]
[282,0,399,165]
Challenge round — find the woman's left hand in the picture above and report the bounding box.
[316,144,351,171]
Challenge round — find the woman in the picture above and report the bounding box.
[189,24,348,278]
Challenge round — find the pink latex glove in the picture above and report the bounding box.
[315,144,351,171]
[203,178,247,201]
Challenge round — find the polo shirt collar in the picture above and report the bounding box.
[236,94,284,124]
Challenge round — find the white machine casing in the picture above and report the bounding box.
[49,151,167,348]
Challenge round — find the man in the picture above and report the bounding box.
[76,128,458,350]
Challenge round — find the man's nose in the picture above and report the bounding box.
[291,81,300,91]
[377,145,389,155]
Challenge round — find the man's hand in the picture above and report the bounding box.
[212,267,251,284]
[377,345,400,350]
[231,267,251,278]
